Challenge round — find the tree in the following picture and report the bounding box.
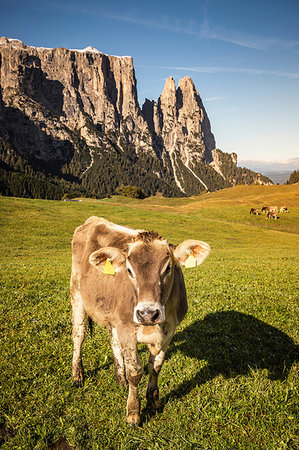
[286,170,299,185]
[116,184,146,199]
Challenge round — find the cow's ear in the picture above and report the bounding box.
[174,239,210,267]
[89,247,126,273]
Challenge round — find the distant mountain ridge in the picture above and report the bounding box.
[239,158,299,184]
[239,158,299,172]
[0,37,272,199]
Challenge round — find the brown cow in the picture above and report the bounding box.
[267,211,278,219]
[262,206,269,214]
[250,208,259,215]
[280,206,289,213]
[70,217,210,425]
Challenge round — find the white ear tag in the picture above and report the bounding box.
[185,252,197,268]
[103,259,115,275]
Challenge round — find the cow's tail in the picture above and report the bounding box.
[88,316,94,337]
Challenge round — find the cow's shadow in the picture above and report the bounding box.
[156,310,298,413]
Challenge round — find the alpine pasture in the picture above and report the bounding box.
[0,184,298,449]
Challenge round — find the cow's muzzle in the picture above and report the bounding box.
[134,304,165,325]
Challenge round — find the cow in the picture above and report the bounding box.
[269,206,278,213]
[280,206,289,213]
[250,208,259,215]
[70,217,210,425]
[267,211,278,219]
[262,206,269,214]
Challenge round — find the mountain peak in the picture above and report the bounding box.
[178,76,195,89]
[0,38,273,200]
[161,76,176,96]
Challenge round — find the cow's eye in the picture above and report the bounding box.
[162,262,171,276]
[127,267,134,278]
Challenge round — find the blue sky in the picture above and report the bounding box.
[1,0,298,163]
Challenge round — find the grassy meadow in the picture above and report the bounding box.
[0,184,298,449]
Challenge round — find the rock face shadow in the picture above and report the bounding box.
[21,54,65,118]
[162,310,298,404]
[2,106,77,177]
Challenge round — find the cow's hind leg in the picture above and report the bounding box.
[71,287,86,387]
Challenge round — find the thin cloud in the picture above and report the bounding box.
[160,65,299,80]
[102,11,197,36]
[201,0,299,51]
[204,96,223,102]
[23,0,299,52]
[200,21,299,51]
[102,8,299,52]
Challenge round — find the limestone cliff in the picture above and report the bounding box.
[0,37,272,199]
[0,37,153,159]
[143,76,218,193]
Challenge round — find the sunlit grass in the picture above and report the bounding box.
[0,185,298,449]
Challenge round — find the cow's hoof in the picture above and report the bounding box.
[146,398,160,411]
[72,375,84,387]
[126,413,140,427]
[146,388,160,411]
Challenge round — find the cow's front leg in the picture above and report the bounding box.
[123,347,143,426]
[146,334,173,411]
[71,288,86,387]
[110,327,127,387]
[146,349,165,410]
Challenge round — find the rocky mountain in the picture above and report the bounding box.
[0,37,272,199]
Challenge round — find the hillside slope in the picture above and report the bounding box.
[77,183,299,235]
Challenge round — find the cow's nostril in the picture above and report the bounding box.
[151,310,160,322]
[136,310,146,321]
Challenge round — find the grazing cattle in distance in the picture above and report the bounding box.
[262,206,269,214]
[280,206,289,213]
[250,208,259,215]
[269,206,278,213]
[267,211,278,219]
[70,217,210,425]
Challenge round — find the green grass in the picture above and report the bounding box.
[0,185,298,449]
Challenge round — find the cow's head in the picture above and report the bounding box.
[89,233,210,325]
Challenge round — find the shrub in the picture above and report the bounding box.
[116,184,146,199]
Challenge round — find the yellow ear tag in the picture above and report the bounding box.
[103,259,115,275]
[185,252,197,269]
